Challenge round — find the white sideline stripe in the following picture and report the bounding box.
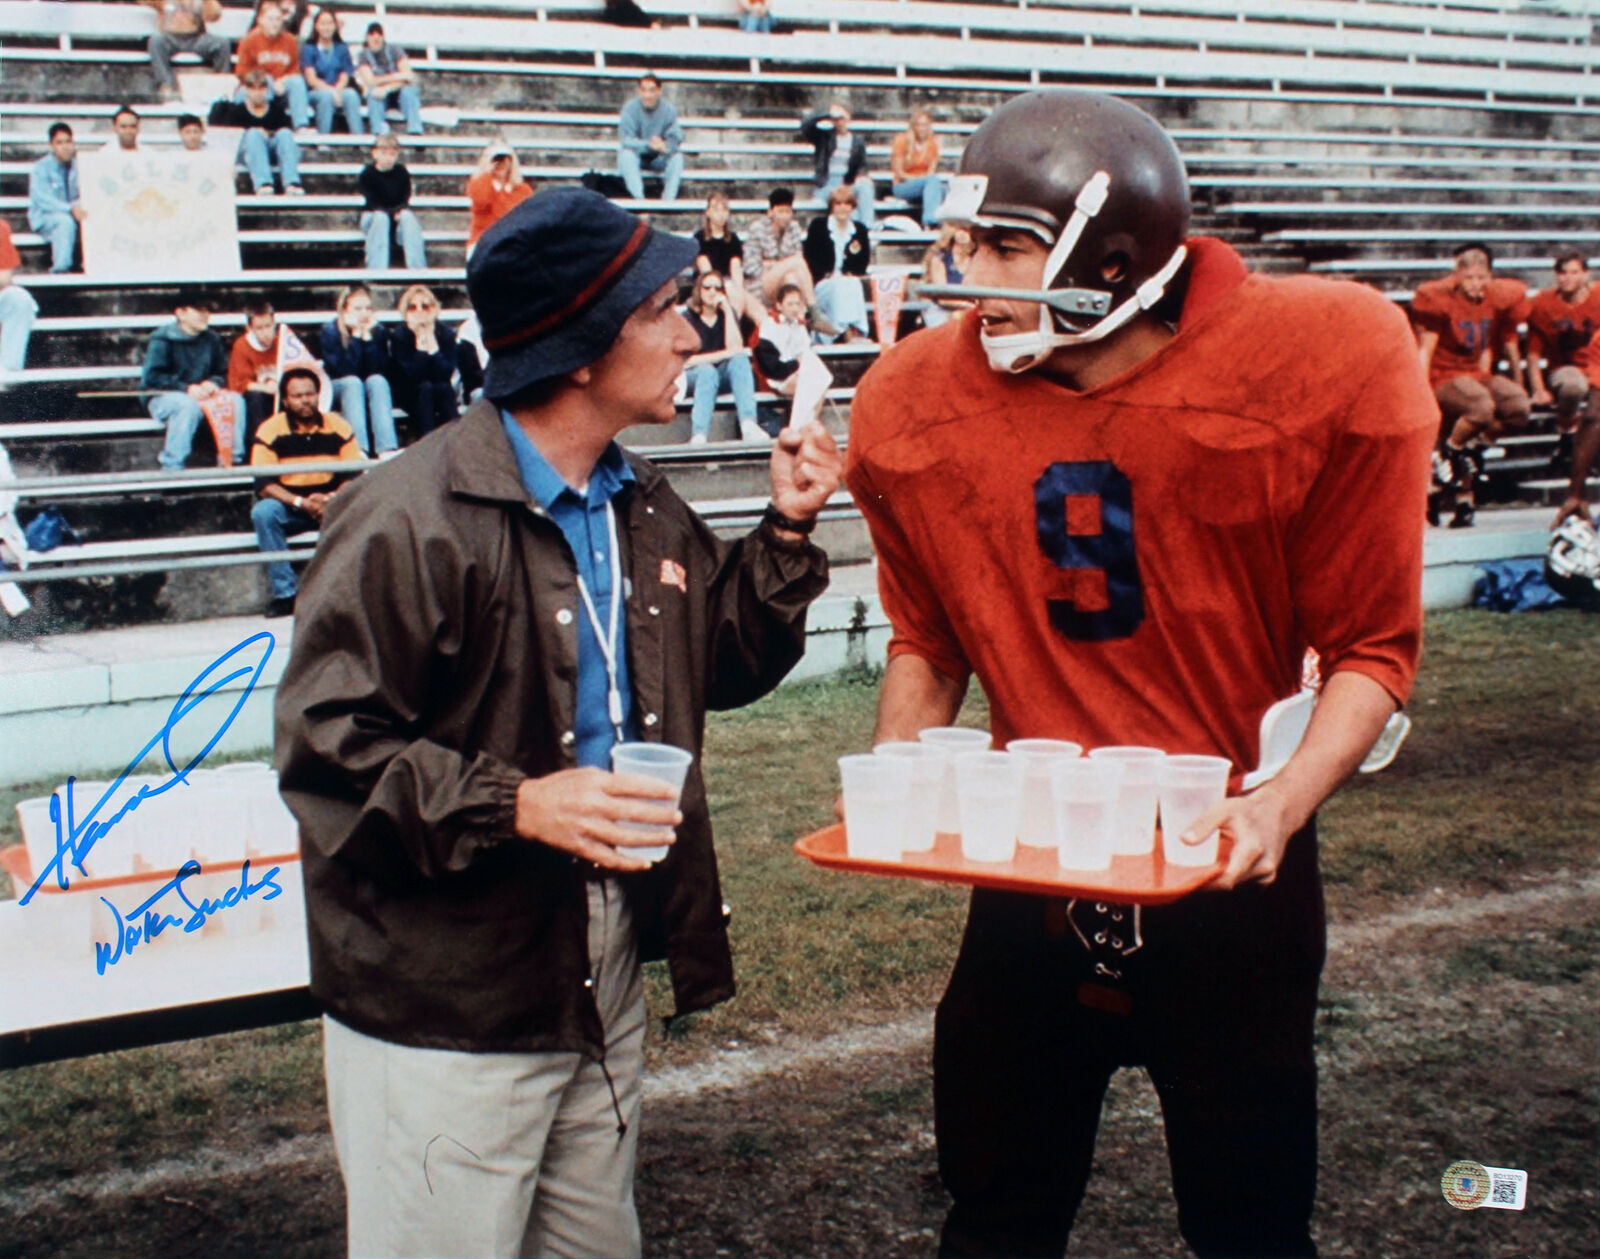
[0,871,1594,1217]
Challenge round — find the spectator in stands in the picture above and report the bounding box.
[320,282,397,456]
[144,0,231,100]
[693,191,753,323]
[301,6,364,135]
[355,21,423,137]
[142,292,246,470]
[465,143,531,256]
[601,0,655,28]
[237,1,311,131]
[919,222,973,329]
[250,364,363,617]
[112,106,142,152]
[890,107,943,228]
[0,219,38,375]
[803,183,871,344]
[617,73,684,203]
[278,0,311,38]
[27,122,84,275]
[682,270,761,444]
[210,71,306,195]
[1523,250,1600,470]
[229,297,285,443]
[801,102,874,228]
[177,113,208,149]
[755,282,823,403]
[359,134,427,271]
[743,187,814,313]
[1411,242,1530,528]
[736,0,774,32]
[389,283,460,436]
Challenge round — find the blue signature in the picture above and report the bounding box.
[19,632,276,906]
[94,858,284,975]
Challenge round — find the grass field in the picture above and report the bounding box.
[1,608,1596,1257]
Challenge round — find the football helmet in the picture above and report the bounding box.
[1546,513,1600,609]
[930,89,1192,372]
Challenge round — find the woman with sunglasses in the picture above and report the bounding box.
[681,270,762,444]
[388,284,460,436]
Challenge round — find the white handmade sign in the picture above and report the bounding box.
[78,143,241,278]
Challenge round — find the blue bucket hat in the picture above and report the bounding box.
[467,186,699,400]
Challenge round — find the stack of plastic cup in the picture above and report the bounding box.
[918,727,993,833]
[610,742,694,864]
[1050,758,1122,871]
[872,742,946,852]
[838,753,913,860]
[1086,746,1164,856]
[953,751,1022,863]
[1158,754,1232,866]
[1006,739,1083,848]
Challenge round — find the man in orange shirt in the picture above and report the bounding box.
[850,89,1434,1259]
[234,1,310,129]
[1410,243,1530,527]
[890,107,943,227]
[228,298,284,444]
[1523,250,1600,471]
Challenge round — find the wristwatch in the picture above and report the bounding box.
[762,502,816,535]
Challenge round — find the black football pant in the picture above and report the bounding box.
[935,823,1325,1259]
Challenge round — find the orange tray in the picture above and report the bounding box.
[0,843,301,897]
[795,824,1227,905]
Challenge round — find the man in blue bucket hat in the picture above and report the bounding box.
[277,186,842,1258]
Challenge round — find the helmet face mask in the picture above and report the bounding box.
[930,90,1193,374]
[1546,514,1600,609]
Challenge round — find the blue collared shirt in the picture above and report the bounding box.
[28,155,80,227]
[501,410,638,769]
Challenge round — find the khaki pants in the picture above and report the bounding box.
[323,879,647,1259]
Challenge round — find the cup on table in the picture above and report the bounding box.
[872,742,946,852]
[1158,754,1232,867]
[1086,746,1165,856]
[838,753,913,860]
[610,742,694,864]
[918,726,993,833]
[953,751,1022,863]
[1006,738,1083,848]
[1049,757,1122,871]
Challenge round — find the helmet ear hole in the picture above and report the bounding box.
[1100,251,1131,285]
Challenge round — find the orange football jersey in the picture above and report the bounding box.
[1409,275,1526,386]
[847,239,1437,774]
[1521,285,1600,371]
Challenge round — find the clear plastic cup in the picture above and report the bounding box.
[1159,754,1232,867]
[953,751,1022,863]
[872,742,946,852]
[610,742,694,864]
[1006,738,1083,848]
[918,727,993,833]
[838,753,913,860]
[1086,746,1165,856]
[1050,758,1122,871]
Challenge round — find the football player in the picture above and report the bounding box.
[1553,331,1600,531]
[1410,243,1530,527]
[1523,250,1600,472]
[846,90,1436,1258]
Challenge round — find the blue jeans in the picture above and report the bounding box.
[251,497,317,599]
[150,390,245,470]
[892,175,945,227]
[334,373,398,454]
[0,283,38,372]
[236,76,310,128]
[689,354,757,438]
[238,128,302,191]
[815,275,869,340]
[816,175,876,228]
[310,84,364,134]
[738,10,774,30]
[618,148,683,201]
[360,208,427,271]
[30,211,77,273]
[368,84,422,135]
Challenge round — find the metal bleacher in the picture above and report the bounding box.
[1,0,1597,631]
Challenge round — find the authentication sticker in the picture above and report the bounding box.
[1440,1160,1528,1211]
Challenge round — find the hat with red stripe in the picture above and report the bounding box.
[467,186,698,400]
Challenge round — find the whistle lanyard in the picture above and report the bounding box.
[573,500,625,743]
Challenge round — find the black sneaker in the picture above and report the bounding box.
[265,595,296,618]
[1426,487,1445,527]
[1448,446,1478,490]
[1448,500,1476,529]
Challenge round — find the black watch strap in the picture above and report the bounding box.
[762,502,818,535]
